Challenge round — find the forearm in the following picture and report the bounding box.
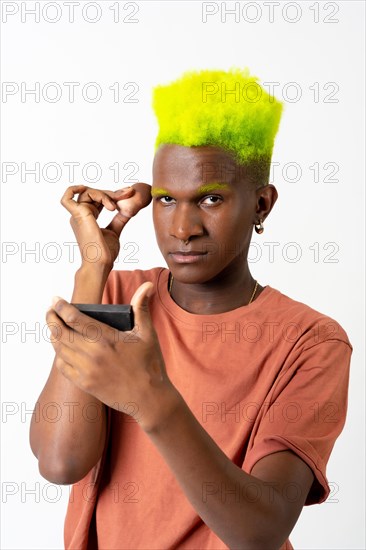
[146,396,288,549]
[30,266,111,484]
[71,264,112,302]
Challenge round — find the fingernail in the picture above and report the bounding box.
[146,284,154,298]
[51,296,62,307]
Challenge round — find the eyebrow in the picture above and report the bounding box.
[151,182,230,198]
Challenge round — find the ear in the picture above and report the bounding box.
[254,184,278,223]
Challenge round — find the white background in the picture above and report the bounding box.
[1,1,365,548]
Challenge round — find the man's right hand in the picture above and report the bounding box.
[60,183,152,270]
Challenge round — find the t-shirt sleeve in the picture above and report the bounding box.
[101,267,165,305]
[101,269,143,305]
[101,270,118,305]
[243,337,352,505]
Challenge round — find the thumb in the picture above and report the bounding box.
[105,211,131,237]
[130,282,155,336]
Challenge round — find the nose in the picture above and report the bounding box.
[169,203,204,242]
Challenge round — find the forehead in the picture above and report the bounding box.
[152,144,244,185]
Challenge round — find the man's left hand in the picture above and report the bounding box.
[45,282,180,431]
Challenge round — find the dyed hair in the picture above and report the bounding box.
[152,68,283,186]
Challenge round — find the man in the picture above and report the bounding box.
[30,68,352,549]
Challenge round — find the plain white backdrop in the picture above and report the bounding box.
[1,1,365,548]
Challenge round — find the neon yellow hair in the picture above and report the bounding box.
[152,68,283,169]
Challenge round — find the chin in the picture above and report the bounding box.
[168,262,225,285]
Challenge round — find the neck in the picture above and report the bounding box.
[168,263,262,315]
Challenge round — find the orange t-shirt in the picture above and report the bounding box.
[64,267,352,550]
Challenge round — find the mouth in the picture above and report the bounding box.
[169,251,208,264]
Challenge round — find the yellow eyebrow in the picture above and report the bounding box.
[151,183,230,198]
[197,183,230,194]
[151,188,170,197]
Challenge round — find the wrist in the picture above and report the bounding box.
[76,263,112,281]
[72,264,112,303]
[140,384,186,435]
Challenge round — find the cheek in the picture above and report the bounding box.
[152,202,159,225]
[152,205,165,241]
[217,208,253,244]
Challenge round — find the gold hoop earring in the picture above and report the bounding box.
[254,219,264,234]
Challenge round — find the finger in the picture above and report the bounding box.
[60,185,89,215]
[47,308,113,381]
[115,183,152,218]
[52,336,88,372]
[104,211,132,237]
[54,356,79,386]
[129,282,155,339]
[109,187,135,200]
[101,187,135,212]
[132,182,152,200]
[46,308,83,357]
[132,183,153,208]
[60,186,135,217]
[48,297,117,342]
[46,306,72,340]
[97,188,135,215]
[77,189,118,213]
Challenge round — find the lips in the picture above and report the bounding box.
[170,250,207,255]
[169,250,208,264]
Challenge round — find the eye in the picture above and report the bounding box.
[201,195,222,206]
[158,196,175,204]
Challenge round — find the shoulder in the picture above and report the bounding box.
[102,267,167,304]
[264,285,353,351]
[108,266,166,287]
